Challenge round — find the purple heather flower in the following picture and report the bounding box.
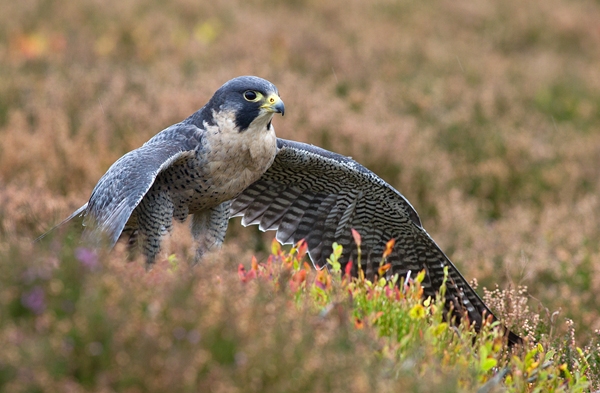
[75,248,99,270]
[21,286,46,315]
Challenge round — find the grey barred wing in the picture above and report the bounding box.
[82,124,203,246]
[231,138,495,330]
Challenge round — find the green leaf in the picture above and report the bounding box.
[327,242,343,273]
[481,358,497,372]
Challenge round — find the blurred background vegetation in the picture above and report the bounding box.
[1,0,600,387]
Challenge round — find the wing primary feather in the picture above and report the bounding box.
[303,194,337,265]
[35,203,88,242]
[292,194,327,244]
[275,191,315,244]
[315,195,348,268]
[334,192,361,239]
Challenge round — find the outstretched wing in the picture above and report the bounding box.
[41,123,203,246]
[83,123,204,246]
[231,139,494,330]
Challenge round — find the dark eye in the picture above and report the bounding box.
[243,90,258,101]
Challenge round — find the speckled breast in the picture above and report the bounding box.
[156,132,277,219]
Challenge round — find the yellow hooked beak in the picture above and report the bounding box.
[261,93,285,116]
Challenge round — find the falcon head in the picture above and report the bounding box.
[208,76,285,132]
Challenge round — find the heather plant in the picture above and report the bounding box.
[1,234,596,391]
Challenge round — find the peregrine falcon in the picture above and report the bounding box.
[42,76,520,344]
[44,76,284,264]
